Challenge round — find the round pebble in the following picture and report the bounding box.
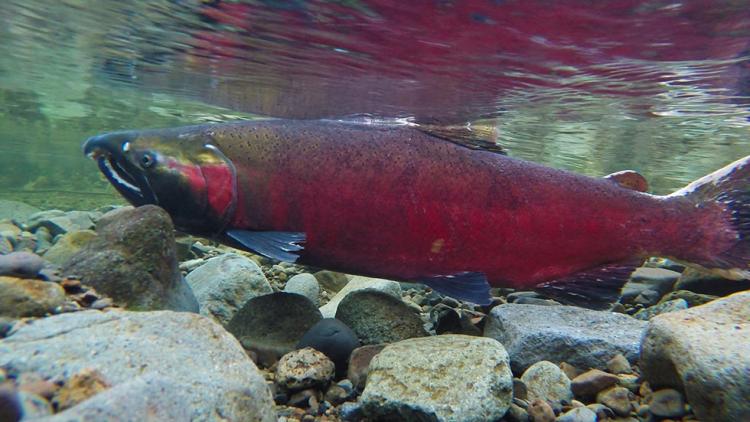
[276,347,335,392]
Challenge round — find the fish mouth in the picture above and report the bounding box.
[83,134,157,206]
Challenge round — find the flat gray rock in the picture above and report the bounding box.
[484,304,647,374]
[186,253,272,326]
[227,292,322,361]
[319,276,401,318]
[361,335,513,421]
[0,310,275,421]
[640,291,750,422]
[335,289,427,345]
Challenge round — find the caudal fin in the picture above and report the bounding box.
[671,156,750,277]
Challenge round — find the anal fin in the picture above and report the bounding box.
[226,230,305,262]
[420,272,492,305]
[534,261,641,310]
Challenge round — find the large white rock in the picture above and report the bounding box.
[186,253,273,325]
[640,291,750,421]
[0,310,275,421]
[361,334,513,421]
[484,304,647,373]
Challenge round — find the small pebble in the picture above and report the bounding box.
[555,406,597,422]
[513,378,528,400]
[649,388,686,418]
[60,278,83,293]
[606,353,632,374]
[559,362,582,380]
[90,297,113,310]
[506,402,530,422]
[596,386,631,417]
[571,369,619,398]
[527,399,555,422]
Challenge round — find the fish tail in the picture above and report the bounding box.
[671,155,750,277]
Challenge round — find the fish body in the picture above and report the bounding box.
[83,119,750,307]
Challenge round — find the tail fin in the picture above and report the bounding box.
[671,156,750,277]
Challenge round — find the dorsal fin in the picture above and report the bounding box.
[604,170,649,192]
[416,120,505,155]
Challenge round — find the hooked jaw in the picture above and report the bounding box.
[83,133,158,206]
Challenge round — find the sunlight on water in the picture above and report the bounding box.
[1,0,750,207]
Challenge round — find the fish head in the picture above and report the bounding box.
[83,127,237,235]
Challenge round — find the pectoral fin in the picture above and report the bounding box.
[420,272,492,305]
[226,230,305,262]
[534,261,641,310]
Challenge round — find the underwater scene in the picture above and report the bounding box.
[1,1,749,421]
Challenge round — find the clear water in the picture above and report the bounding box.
[2,0,750,209]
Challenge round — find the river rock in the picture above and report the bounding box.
[556,406,597,422]
[570,369,620,398]
[674,267,750,296]
[284,273,321,306]
[0,276,65,317]
[335,289,427,345]
[62,205,198,312]
[276,347,335,391]
[633,298,688,320]
[640,291,750,421]
[319,276,401,318]
[527,399,555,422]
[484,304,647,373]
[0,251,47,278]
[297,318,359,377]
[361,335,513,421]
[186,253,272,325]
[26,210,95,237]
[521,361,573,405]
[227,292,322,362]
[347,344,386,391]
[596,386,631,416]
[648,388,685,418]
[659,289,717,307]
[0,310,275,421]
[42,230,97,266]
[314,270,349,293]
[621,267,680,303]
[0,200,40,222]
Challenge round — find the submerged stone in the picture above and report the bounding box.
[640,291,750,421]
[361,335,513,421]
[0,276,65,317]
[227,292,322,362]
[186,253,272,326]
[62,205,198,312]
[0,310,275,421]
[335,289,427,345]
[484,304,646,374]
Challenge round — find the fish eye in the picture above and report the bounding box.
[140,152,156,168]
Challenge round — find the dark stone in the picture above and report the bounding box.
[675,268,750,296]
[62,205,198,312]
[432,305,482,336]
[227,292,322,361]
[0,387,22,422]
[297,318,359,377]
[335,289,427,345]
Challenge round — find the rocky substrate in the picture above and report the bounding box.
[0,201,748,421]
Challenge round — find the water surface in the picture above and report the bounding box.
[2,0,750,208]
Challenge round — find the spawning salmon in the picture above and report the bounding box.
[83,119,750,308]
